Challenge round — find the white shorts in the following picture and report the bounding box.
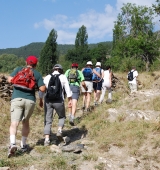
[81,81,93,93]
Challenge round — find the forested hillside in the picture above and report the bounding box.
[0,42,112,59]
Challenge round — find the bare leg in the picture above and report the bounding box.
[71,99,78,117]
[86,92,91,108]
[22,120,30,137]
[96,90,101,102]
[10,122,19,136]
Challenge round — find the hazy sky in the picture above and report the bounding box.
[0,0,158,49]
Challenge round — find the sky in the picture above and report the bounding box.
[0,0,158,49]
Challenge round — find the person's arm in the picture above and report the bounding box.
[8,76,13,83]
[37,74,47,107]
[81,81,88,91]
[101,69,104,79]
[39,85,46,92]
[78,70,88,91]
[7,67,20,83]
[93,69,101,78]
[63,75,72,107]
[38,90,45,108]
[63,75,72,98]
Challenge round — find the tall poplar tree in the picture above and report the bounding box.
[65,25,90,68]
[38,29,58,75]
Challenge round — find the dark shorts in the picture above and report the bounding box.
[70,85,80,100]
[93,81,103,91]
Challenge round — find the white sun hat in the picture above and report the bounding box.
[86,61,93,65]
[95,62,101,67]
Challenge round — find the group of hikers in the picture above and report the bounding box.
[7,55,138,158]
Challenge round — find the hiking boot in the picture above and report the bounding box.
[20,145,29,153]
[69,117,75,126]
[106,99,112,104]
[86,108,91,112]
[8,144,17,158]
[44,140,50,146]
[94,102,98,106]
[82,106,85,110]
[56,131,63,142]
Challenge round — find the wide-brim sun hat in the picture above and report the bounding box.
[53,64,63,70]
[95,62,101,67]
[26,56,38,65]
[86,61,93,65]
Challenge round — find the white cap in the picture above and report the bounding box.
[86,61,93,65]
[95,62,101,67]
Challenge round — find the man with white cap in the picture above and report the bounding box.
[92,62,104,106]
[42,64,72,146]
[81,61,100,111]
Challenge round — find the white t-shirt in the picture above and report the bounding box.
[128,69,138,84]
[43,70,72,99]
[103,70,111,87]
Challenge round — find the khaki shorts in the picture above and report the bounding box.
[10,98,35,122]
[81,81,93,93]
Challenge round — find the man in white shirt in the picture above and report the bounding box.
[128,66,138,93]
[42,64,72,146]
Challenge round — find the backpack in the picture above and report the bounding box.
[11,67,36,91]
[82,68,93,81]
[46,74,62,100]
[68,68,79,83]
[92,67,101,81]
[128,70,135,81]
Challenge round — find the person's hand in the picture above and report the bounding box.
[68,101,72,108]
[68,97,72,108]
[85,86,88,91]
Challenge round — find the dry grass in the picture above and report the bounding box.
[1,71,160,169]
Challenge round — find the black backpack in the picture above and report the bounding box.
[128,70,135,81]
[46,74,62,100]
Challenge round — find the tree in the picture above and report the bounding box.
[0,54,25,73]
[38,29,58,75]
[65,25,90,68]
[112,3,160,71]
[89,43,112,67]
[152,0,160,14]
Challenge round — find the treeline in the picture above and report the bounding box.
[0,42,110,59]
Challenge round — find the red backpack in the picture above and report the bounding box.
[11,67,36,91]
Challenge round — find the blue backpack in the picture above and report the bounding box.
[92,67,101,81]
[82,68,93,81]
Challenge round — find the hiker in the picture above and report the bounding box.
[99,65,112,104]
[42,64,72,146]
[92,62,104,106]
[81,61,100,111]
[7,56,46,158]
[65,63,88,126]
[127,66,138,94]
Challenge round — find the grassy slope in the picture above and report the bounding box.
[0,72,160,169]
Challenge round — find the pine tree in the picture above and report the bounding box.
[38,29,58,75]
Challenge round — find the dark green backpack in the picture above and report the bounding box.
[68,69,79,83]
